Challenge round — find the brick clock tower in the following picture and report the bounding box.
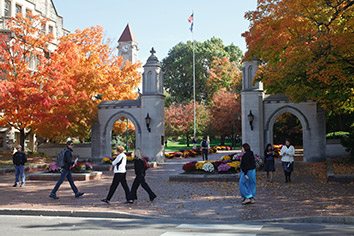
[118,24,138,64]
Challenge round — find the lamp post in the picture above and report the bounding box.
[233,112,239,150]
[126,118,129,151]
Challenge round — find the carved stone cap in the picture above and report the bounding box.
[144,47,160,67]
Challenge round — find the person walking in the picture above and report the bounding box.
[129,149,156,202]
[49,141,84,199]
[239,143,256,205]
[200,137,210,161]
[101,146,131,204]
[263,143,276,182]
[280,139,295,183]
[192,137,197,149]
[12,145,27,187]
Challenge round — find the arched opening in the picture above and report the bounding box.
[273,112,303,161]
[112,117,136,155]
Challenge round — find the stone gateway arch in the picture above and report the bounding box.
[91,49,165,163]
[241,60,326,162]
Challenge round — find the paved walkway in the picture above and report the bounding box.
[0,151,353,222]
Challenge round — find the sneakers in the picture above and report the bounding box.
[12,184,17,187]
[101,199,110,204]
[124,200,134,204]
[241,198,251,205]
[49,193,59,200]
[75,192,84,198]
[250,198,255,204]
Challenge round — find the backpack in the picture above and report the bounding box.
[202,140,208,148]
[56,149,67,167]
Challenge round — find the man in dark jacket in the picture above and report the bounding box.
[12,145,27,187]
[49,141,84,200]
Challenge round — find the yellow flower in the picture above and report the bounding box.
[227,161,240,169]
[221,155,231,161]
[103,158,110,162]
[127,155,134,161]
[195,161,205,170]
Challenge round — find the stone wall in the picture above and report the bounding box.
[38,143,92,159]
[326,139,349,158]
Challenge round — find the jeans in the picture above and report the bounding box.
[106,173,130,201]
[14,165,25,185]
[239,169,256,199]
[202,149,208,161]
[51,168,78,195]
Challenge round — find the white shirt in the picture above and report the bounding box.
[112,152,127,173]
[280,145,295,162]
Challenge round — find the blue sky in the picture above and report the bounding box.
[54,0,257,64]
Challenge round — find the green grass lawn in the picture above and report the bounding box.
[164,139,240,152]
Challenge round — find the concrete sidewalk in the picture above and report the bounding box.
[0,151,353,223]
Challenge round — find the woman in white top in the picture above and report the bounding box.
[280,139,295,183]
[101,146,131,204]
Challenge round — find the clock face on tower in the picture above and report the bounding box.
[122,45,129,53]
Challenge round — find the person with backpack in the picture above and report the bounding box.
[101,146,131,204]
[129,148,156,203]
[49,141,84,200]
[200,136,210,161]
[12,145,27,187]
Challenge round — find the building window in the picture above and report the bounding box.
[15,4,22,15]
[4,0,11,17]
[26,9,31,19]
[48,25,53,35]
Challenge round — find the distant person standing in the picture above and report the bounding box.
[129,149,156,202]
[12,145,27,187]
[49,141,84,199]
[200,137,210,161]
[192,137,197,149]
[101,146,131,204]
[280,139,295,183]
[263,143,276,182]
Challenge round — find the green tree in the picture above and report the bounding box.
[162,37,242,104]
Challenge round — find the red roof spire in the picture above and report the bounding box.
[118,24,137,43]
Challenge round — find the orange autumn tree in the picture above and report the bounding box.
[0,12,59,148]
[35,26,141,142]
[242,0,354,113]
[209,90,241,145]
[207,57,242,95]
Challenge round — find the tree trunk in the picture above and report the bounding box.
[186,135,190,147]
[220,135,225,146]
[19,128,26,150]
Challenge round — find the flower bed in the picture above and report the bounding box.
[45,161,93,173]
[102,153,150,164]
[165,146,231,159]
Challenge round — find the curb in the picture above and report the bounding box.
[0,208,353,225]
[169,173,240,182]
[254,216,354,225]
[0,208,151,219]
[0,164,47,175]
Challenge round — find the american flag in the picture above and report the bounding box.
[188,13,194,23]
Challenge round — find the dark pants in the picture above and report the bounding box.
[202,149,208,161]
[51,168,78,195]
[106,173,130,201]
[130,175,156,201]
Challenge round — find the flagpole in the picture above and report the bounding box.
[192,11,196,139]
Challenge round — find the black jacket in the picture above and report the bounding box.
[240,150,256,175]
[63,148,74,170]
[13,151,27,166]
[134,158,146,177]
